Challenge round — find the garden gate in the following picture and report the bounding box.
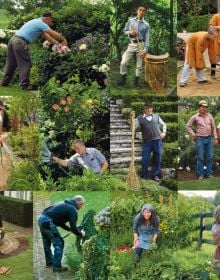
[198,212,214,249]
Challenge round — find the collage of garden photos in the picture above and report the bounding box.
[0,0,220,279]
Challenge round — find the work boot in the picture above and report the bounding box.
[22,84,38,91]
[117,74,126,86]
[53,266,68,273]
[211,64,216,79]
[134,76,141,89]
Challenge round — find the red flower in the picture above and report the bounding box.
[52,103,59,110]
[66,96,73,103]
[60,98,67,105]
[64,106,69,112]
[117,246,131,252]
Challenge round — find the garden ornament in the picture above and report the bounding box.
[126,111,140,188]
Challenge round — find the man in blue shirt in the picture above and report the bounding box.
[117,6,150,89]
[0,12,67,90]
[38,195,85,272]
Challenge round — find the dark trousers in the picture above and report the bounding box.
[38,215,64,268]
[1,36,31,88]
[142,139,162,179]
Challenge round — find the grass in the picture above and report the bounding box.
[0,9,9,29]
[0,236,33,280]
[178,177,220,190]
[110,57,177,97]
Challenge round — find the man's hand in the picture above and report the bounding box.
[160,133,166,140]
[140,50,147,57]
[52,156,60,164]
[130,111,135,119]
[133,239,139,248]
[129,30,137,37]
[214,139,219,145]
[192,135,197,141]
[81,229,86,237]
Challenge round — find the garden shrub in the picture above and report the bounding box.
[162,142,178,168]
[185,15,211,32]
[0,47,7,70]
[166,123,178,143]
[7,161,40,191]
[80,230,110,280]
[0,195,33,227]
[75,209,97,253]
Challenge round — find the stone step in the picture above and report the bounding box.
[110,124,130,129]
[110,106,120,112]
[111,151,142,159]
[110,139,142,144]
[111,119,128,124]
[110,157,141,168]
[110,147,142,153]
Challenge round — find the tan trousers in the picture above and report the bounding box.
[120,43,143,77]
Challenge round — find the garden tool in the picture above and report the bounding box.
[126,112,140,188]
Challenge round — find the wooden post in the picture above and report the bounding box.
[218,0,220,13]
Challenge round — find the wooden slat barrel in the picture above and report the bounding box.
[144,53,169,92]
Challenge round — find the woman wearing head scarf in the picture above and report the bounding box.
[133,204,160,260]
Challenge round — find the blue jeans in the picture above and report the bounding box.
[142,139,162,179]
[38,215,64,268]
[195,136,214,177]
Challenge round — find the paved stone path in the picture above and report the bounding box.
[33,195,74,280]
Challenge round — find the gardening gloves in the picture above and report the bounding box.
[81,229,86,237]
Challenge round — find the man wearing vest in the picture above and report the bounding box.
[0,12,67,91]
[130,103,166,181]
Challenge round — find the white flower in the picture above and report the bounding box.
[185,134,190,140]
[92,65,99,70]
[99,64,110,73]
[79,43,87,50]
[178,166,183,170]
[52,44,70,53]
[0,43,7,49]
[177,157,180,163]
[203,166,207,170]
[0,29,6,39]
[178,147,181,150]
[186,166,191,171]
[43,40,51,49]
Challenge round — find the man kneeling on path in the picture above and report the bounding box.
[53,139,108,174]
[0,12,67,91]
[38,195,85,272]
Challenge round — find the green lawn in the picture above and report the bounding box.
[178,177,220,190]
[0,9,9,29]
[0,236,33,280]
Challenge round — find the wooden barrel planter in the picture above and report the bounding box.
[144,53,169,92]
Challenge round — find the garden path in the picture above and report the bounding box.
[177,33,220,96]
[33,195,74,280]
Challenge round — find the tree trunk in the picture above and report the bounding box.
[169,0,175,57]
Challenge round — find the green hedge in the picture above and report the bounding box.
[162,142,178,168]
[130,101,177,116]
[0,196,33,227]
[166,123,178,143]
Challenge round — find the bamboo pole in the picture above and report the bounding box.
[126,112,140,188]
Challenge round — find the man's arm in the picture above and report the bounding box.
[52,157,68,167]
[211,115,218,144]
[158,116,166,139]
[43,29,68,45]
[68,210,82,236]
[143,24,150,53]
[100,160,108,174]
[186,115,196,140]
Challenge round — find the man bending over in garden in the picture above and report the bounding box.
[0,12,67,91]
[53,139,108,174]
[130,103,166,181]
[117,5,150,89]
[186,100,218,179]
[179,27,218,87]
[209,13,220,79]
[38,195,85,273]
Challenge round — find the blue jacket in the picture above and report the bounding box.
[43,199,82,236]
